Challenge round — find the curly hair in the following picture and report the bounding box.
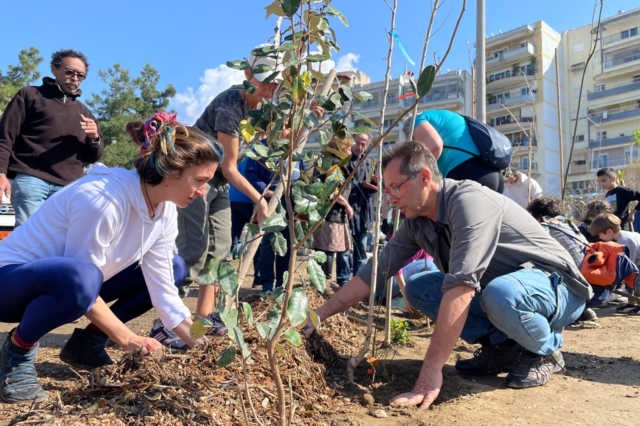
[126,116,224,186]
[580,199,613,223]
[526,195,565,221]
[50,49,89,72]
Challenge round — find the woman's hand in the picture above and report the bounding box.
[121,334,163,353]
[346,205,354,220]
[255,198,269,223]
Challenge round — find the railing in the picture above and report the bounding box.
[588,134,633,149]
[510,162,538,171]
[590,105,640,123]
[604,51,640,69]
[511,138,537,147]
[587,80,640,101]
[403,91,460,108]
[602,31,639,46]
[591,156,634,169]
[353,99,380,109]
[486,43,536,64]
[486,69,535,84]
[490,116,534,127]
[488,93,536,108]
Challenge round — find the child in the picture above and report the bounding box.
[578,199,613,243]
[590,213,640,314]
[596,167,640,230]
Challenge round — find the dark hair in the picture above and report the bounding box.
[596,167,616,178]
[127,117,224,186]
[526,195,564,221]
[381,140,442,181]
[580,199,613,223]
[50,49,89,72]
[589,213,621,235]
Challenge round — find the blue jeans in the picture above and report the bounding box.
[10,174,64,227]
[405,268,586,356]
[375,258,438,299]
[586,284,612,308]
[351,228,368,275]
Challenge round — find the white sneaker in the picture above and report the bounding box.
[608,293,628,304]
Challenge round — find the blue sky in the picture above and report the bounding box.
[2,0,637,123]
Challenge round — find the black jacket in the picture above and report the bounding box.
[346,155,376,233]
[0,77,104,186]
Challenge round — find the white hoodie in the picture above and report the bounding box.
[0,165,191,330]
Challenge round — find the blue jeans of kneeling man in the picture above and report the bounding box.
[404,268,586,356]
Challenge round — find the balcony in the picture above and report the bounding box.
[602,31,639,47]
[510,162,538,172]
[589,105,640,124]
[603,51,640,69]
[588,134,633,149]
[403,91,461,108]
[591,156,634,170]
[487,93,537,111]
[587,80,640,101]
[353,99,381,111]
[486,43,536,68]
[491,116,533,134]
[486,70,535,91]
[511,138,538,151]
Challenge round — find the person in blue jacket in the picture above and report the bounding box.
[413,110,504,193]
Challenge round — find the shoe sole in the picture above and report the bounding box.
[456,367,515,376]
[59,354,112,371]
[0,392,49,404]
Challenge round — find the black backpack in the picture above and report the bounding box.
[442,114,513,170]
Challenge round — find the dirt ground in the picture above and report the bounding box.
[1,277,639,425]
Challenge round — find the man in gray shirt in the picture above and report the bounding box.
[305,141,591,409]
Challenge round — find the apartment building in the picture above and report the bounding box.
[306,69,473,157]
[562,8,640,197]
[484,21,564,194]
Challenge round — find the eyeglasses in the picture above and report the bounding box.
[385,172,418,199]
[64,69,86,81]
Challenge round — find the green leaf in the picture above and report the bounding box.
[226,60,250,70]
[281,0,302,17]
[262,213,288,232]
[309,309,321,330]
[319,130,330,147]
[307,259,326,293]
[231,327,251,358]
[417,65,436,97]
[353,110,376,126]
[239,120,255,143]
[291,76,306,102]
[218,262,239,297]
[220,307,238,329]
[351,126,373,135]
[265,0,286,18]
[287,288,309,328]
[252,64,274,75]
[198,258,222,285]
[282,271,290,286]
[294,221,305,243]
[256,322,270,339]
[327,5,349,26]
[217,345,237,368]
[284,329,302,347]
[310,69,326,83]
[190,318,208,340]
[246,223,260,235]
[338,154,352,168]
[275,342,286,357]
[198,315,213,328]
[277,42,298,51]
[313,251,327,264]
[409,77,418,96]
[271,232,288,257]
[242,302,254,326]
[294,194,319,214]
[354,91,373,102]
[270,287,285,303]
[292,180,307,200]
[306,54,331,62]
[252,143,269,158]
[338,85,353,102]
[268,314,282,339]
[306,182,325,197]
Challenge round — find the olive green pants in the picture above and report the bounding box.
[176,177,232,285]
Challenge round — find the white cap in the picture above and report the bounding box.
[248,44,285,82]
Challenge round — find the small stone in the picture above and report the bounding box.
[360,393,375,407]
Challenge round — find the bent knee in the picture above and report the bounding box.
[480,277,518,316]
[62,260,103,313]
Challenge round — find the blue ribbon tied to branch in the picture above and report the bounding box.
[389,30,415,66]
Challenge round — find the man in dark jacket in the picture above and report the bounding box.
[346,133,377,274]
[0,49,103,227]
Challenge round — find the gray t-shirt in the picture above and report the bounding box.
[194,85,246,140]
[617,230,640,266]
[357,179,592,300]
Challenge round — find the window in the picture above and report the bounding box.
[574,160,586,166]
[576,134,585,142]
[595,83,606,92]
[573,42,584,53]
[598,154,609,168]
[521,88,530,96]
[621,27,639,39]
[634,75,640,83]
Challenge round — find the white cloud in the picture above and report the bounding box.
[173,53,360,123]
[172,65,244,124]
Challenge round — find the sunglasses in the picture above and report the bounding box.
[64,69,86,81]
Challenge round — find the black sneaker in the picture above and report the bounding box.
[455,339,522,376]
[576,307,597,322]
[59,328,114,369]
[505,350,564,389]
[0,332,48,404]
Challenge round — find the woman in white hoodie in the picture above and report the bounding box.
[0,112,222,404]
